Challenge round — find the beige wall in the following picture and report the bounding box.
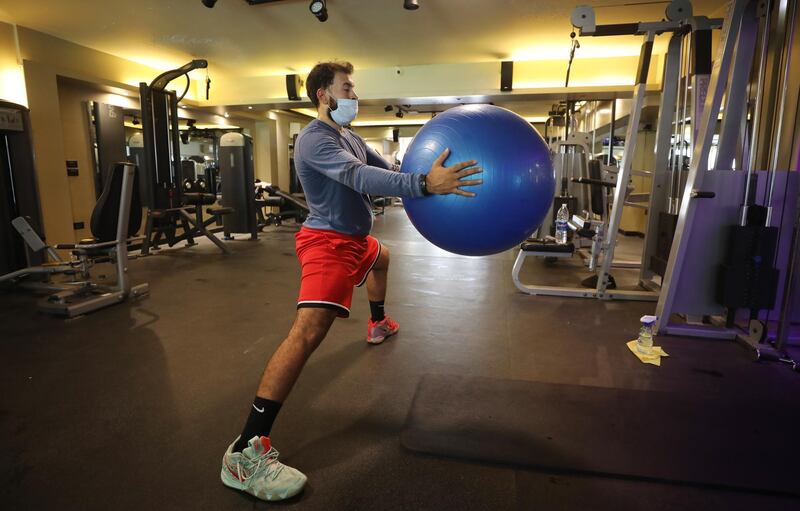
[17,25,166,97]
[269,112,310,191]
[253,120,276,183]
[206,56,663,107]
[22,59,74,245]
[0,23,27,106]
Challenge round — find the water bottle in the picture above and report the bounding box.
[555,203,569,245]
[637,315,657,353]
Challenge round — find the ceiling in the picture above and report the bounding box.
[1,0,727,123]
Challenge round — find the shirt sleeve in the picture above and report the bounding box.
[298,132,424,198]
[365,143,392,170]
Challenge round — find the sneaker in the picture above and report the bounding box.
[221,436,307,501]
[367,316,400,344]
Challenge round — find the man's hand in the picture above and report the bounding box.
[425,148,483,197]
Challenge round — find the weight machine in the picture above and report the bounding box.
[654,0,800,369]
[514,0,722,301]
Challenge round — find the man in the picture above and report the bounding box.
[221,61,482,502]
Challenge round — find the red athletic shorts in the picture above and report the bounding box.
[295,226,381,318]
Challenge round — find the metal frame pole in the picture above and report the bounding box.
[640,32,683,284]
[742,0,772,225]
[596,31,656,296]
[766,0,798,225]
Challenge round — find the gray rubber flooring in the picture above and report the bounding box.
[1,207,799,510]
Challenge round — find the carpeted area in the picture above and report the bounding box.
[1,208,799,510]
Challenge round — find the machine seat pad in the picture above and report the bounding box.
[520,240,575,254]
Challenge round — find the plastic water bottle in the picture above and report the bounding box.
[637,315,657,353]
[555,203,569,245]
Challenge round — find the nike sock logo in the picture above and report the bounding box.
[253,404,265,413]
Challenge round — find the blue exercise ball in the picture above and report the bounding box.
[400,104,555,256]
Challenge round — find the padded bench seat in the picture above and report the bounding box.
[520,240,575,257]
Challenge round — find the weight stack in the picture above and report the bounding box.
[219,133,257,239]
[650,211,678,277]
[716,224,780,312]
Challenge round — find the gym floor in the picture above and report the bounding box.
[1,208,799,511]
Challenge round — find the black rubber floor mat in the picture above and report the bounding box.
[401,373,800,496]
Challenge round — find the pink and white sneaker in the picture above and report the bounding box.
[366,316,400,344]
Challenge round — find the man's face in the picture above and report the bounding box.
[326,72,357,104]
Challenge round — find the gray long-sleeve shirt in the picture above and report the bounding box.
[294,119,425,237]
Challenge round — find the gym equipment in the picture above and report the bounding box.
[656,0,800,364]
[254,181,309,229]
[143,172,233,255]
[402,373,800,495]
[640,2,715,287]
[538,131,591,238]
[400,104,554,256]
[513,158,628,295]
[219,132,258,240]
[126,132,153,205]
[87,101,126,198]
[0,101,45,277]
[513,0,721,300]
[137,60,234,255]
[138,59,207,210]
[0,162,149,317]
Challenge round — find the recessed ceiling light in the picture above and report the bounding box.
[248,106,253,110]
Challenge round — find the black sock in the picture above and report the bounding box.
[369,300,385,322]
[233,397,282,452]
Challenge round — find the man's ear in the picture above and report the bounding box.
[316,88,327,106]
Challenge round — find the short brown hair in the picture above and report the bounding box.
[306,61,354,107]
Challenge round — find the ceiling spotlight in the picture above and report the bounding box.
[384,105,393,112]
[248,106,253,110]
[202,0,217,8]
[309,0,328,22]
[404,0,419,10]
[396,111,404,119]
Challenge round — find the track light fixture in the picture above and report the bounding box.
[309,0,328,22]
[404,0,419,10]
[202,0,217,8]
[384,105,394,112]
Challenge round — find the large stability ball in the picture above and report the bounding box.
[400,104,555,256]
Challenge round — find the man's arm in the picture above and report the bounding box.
[298,135,425,198]
[364,143,395,171]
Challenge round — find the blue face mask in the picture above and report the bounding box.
[327,89,358,126]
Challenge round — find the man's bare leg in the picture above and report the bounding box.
[257,307,338,401]
[365,245,399,343]
[231,307,337,452]
[366,244,390,302]
[223,310,333,499]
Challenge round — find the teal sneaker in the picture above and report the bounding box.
[221,436,307,501]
